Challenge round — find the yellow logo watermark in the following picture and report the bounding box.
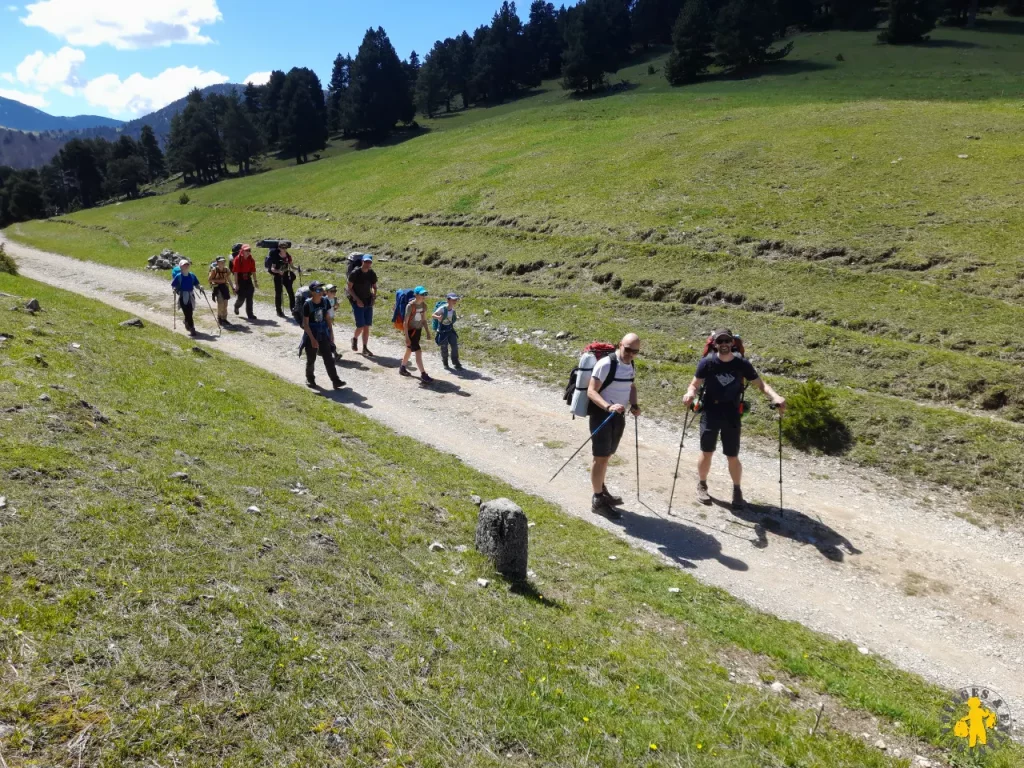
[942,686,1013,754]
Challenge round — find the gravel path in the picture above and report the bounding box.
[6,233,1024,715]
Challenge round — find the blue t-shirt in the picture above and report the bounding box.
[696,354,758,414]
[171,273,200,292]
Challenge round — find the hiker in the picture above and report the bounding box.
[268,241,297,318]
[232,244,258,320]
[433,293,462,370]
[586,333,641,517]
[682,328,785,510]
[299,281,345,390]
[208,256,235,325]
[347,254,377,356]
[171,259,202,336]
[399,286,433,384]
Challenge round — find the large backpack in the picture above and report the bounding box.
[292,286,311,324]
[392,288,416,330]
[431,299,455,332]
[264,247,279,273]
[564,342,617,418]
[701,331,745,358]
[696,330,750,417]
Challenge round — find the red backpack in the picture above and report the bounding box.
[701,332,745,358]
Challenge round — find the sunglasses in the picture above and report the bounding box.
[715,337,733,344]
[623,346,641,354]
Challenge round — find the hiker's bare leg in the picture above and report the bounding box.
[360,326,370,346]
[697,451,714,482]
[727,456,742,486]
[591,455,610,494]
[402,346,412,366]
[415,349,426,374]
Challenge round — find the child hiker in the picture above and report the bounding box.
[400,286,434,384]
[208,256,235,326]
[432,293,462,370]
[171,259,201,336]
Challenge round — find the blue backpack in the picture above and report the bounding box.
[392,288,415,330]
[431,299,456,332]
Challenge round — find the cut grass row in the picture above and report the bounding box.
[0,274,1019,766]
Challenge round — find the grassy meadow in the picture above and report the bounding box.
[7,275,1022,765]
[10,17,1024,520]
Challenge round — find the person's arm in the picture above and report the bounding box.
[208,268,217,286]
[404,302,414,345]
[327,310,335,341]
[750,377,785,413]
[303,311,317,349]
[432,307,444,320]
[588,362,625,414]
[629,383,640,416]
[370,280,377,304]
[682,376,703,407]
[171,275,179,293]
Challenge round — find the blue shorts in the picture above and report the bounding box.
[352,303,373,328]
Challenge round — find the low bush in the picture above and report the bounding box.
[0,244,17,275]
[782,379,852,454]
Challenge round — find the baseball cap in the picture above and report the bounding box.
[308,280,323,292]
[361,254,373,262]
[215,256,225,262]
[446,293,460,300]
[711,328,733,342]
[413,286,428,295]
[324,283,337,292]
[179,259,191,266]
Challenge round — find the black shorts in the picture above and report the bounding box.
[700,411,741,457]
[590,411,626,458]
[408,327,423,352]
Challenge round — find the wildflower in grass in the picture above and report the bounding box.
[650,743,658,751]
[697,742,703,749]
[583,716,589,722]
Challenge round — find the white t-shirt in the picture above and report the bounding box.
[591,353,635,408]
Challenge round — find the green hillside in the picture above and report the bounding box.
[10,18,1024,520]
[7,274,1016,766]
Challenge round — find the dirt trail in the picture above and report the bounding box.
[5,234,1024,714]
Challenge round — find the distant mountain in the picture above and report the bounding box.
[0,96,124,132]
[122,83,246,142]
[0,127,67,169]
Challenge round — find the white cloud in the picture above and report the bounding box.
[83,65,228,116]
[21,0,222,50]
[0,88,48,108]
[243,71,270,86]
[15,47,86,95]
[0,73,14,83]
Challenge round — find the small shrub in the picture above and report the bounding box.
[178,193,190,205]
[0,244,17,275]
[782,379,852,454]
[647,64,656,75]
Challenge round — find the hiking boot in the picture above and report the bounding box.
[731,486,747,511]
[362,346,374,357]
[421,373,435,385]
[247,314,258,321]
[602,486,623,505]
[696,481,712,505]
[351,337,358,352]
[453,362,464,370]
[234,305,240,316]
[442,360,450,369]
[332,379,346,390]
[305,379,317,389]
[399,366,412,377]
[591,494,622,519]
[276,310,286,318]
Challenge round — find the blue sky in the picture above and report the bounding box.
[1,0,511,119]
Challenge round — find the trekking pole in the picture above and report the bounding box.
[666,407,694,517]
[634,414,641,501]
[771,404,784,514]
[549,411,616,483]
[200,288,220,337]
[171,291,176,330]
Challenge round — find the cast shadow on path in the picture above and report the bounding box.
[710,498,862,562]
[608,506,748,571]
[318,386,371,410]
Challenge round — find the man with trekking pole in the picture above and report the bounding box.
[682,328,785,511]
[587,333,641,518]
[171,259,201,336]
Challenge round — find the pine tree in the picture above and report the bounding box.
[415,56,446,117]
[327,54,353,134]
[560,0,624,93]
[105,155,147,199]
[260,70,287,146]
[280,68,329,163]
[139,125,165,180]
[714,0,793,70]
[243,82,262,114]
[222,94,264,173]
[879,0,939,42]
[8,171,47,221]
[666,0,714,85]
[526,1,564,78]
[453,31,476,108]
[473,1,537,103]
[346,27,415,136]
[112,134,140,161]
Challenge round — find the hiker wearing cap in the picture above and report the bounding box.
[171,259,202,336]
[268,241,297,318]
[399,286,434,384]
[232,244,259,320]
[432,293,462,370]
[587,333,641,518]
[299,281,345,390]
[208,256,235,325]
[347,254,377,356]
[682,328,785,510]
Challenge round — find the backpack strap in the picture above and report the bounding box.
[597,356,618,394]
